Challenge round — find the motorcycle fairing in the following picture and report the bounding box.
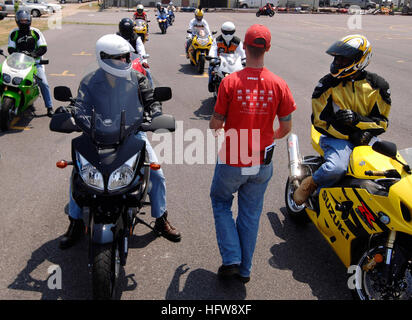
[71,133,145,194]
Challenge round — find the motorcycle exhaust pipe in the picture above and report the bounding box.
[287,134,302,187]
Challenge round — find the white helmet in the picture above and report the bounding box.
[95,34,134,78]
[221,21,235,44]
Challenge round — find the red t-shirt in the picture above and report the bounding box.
[214,67,296,167]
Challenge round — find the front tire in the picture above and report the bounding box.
[197,55,205,74]
[92,243,120,300]
[285,177,309,223]
[351,244,412,300]
[0,97,14,131]
[256,11,261,17]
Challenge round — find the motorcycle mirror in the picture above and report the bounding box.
[212,31,217,35]
[49,112,79,133]
[187,29,192,33]
[153,87,172,102]
[54,86,73,102]
[372,140,397,159]
[39,59,49,65]
[142,54,150,59]
[141,114,176,132]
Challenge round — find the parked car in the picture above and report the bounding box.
[3,0,53,16]
[238,0,278,8]
[25,0,61,12]
[338,0,377,9]
[0,2,7,19]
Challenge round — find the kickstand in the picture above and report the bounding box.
[133,215,155,232]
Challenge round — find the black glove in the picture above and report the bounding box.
[335,109,359,126]
[350,131,373,146]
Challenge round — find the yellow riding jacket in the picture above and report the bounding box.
[311,71,391,140]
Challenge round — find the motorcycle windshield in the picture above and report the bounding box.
[74,69,144,146]
[6,53,35,70]
[218,53,243,73]
[135,19,146,28]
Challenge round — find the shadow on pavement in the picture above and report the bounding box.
[192,97,215,121]
[165,264,246,300]
[7,228,156,299]
[266,210,352,300]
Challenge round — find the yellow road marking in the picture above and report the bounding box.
[72,51,92,56]
[9,117,30,130]
[49,70,76,77]
[193,73,208,78]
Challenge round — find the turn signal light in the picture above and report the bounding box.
[56,160,68,169]
[150,162,161,170]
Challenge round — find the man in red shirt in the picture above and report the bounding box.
[209,24,296,283]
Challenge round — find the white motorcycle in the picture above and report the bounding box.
[206,53,245,99]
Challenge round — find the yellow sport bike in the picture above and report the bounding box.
[285,126,412,300]
[134,19,148,43]
[186,28,214,74]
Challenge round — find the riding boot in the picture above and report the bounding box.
[59,216,84,250]
[293,176,317,206]
[153,211,181,242]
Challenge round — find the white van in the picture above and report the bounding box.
[238,0,278,8]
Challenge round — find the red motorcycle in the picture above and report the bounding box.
[256,3,275,17]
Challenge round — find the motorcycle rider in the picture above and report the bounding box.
[293,34,391,205]
[117,18,153,87]
[185,7,211,57]
[156,2,168,16]
[59,34,181,249]
[167,1,176,12]
[7,10,54,117]
[208,21,246,93]
[134,4,148,21]
[263,2,274,15]
[134,4,149,33]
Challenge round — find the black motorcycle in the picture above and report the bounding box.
[256,5,276,17]
[50,85,175,299]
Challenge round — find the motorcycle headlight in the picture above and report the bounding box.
[76,152,104,191]
[198,39,208,46]
[108,153,139,191]
[3,73,11,83]
[12,77,23,85]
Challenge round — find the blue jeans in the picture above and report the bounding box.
[210,162,273,277]
[68,131,166,219]
[36,64,53,109]
[312,136,354,188]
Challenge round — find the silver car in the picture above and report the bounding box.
[3,0,53,17]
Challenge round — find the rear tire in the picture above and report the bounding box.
[92,243,120,300]
[0,97,14,131]
[285,177,310,223]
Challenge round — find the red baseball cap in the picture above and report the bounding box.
[244,24,271,51]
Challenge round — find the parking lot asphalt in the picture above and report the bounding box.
[0,8,411,302]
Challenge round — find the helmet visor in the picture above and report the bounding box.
[326,41,362,60]
[222,29,235,35]
[100,52,131,70]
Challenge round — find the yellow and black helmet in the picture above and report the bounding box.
[194,8,204,21]
[326,34,372,79]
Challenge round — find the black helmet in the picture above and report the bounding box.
[118,18,135,39]
[15,10,32,31]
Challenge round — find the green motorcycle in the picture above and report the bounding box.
[0,49,48,131]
